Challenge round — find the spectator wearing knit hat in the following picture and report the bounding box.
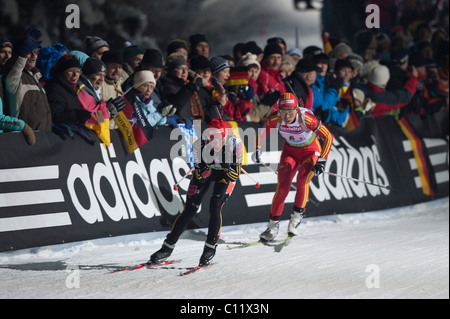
[166,39,189,61]
[76,57,111,145]
[257,43,286,113]
[45,54,91,126]
[364,62,419,117]
[85,36,110,60]
[208,55,231,119]
[0,37,12,105]
[238,53,267,123]
[4,27,52,131]
[128,70,168,127]
[310,52,349,127]
[189,33,210,59]
[160,52,201,124]
[267,37,287,56]
[190,55,215,122]
[0,37,13,71]
[122,45,145,81]
[210,55,253,122]
[346,52,364,85]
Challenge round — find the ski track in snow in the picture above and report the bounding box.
[0,198,448,299]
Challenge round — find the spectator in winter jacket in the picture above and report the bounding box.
[189,55,214,122]
[310,53,349,126]
[0,37,13,73]
[76,57,110,145]
[45,54,91,126]
[210,55,253,122]
[401,54,448,117]
[130,70,167,127]
[4,27,52,131]
[257,43,286,112]
[283,57,318,111]
[237,53,268,123]
[0,38,12,106]
[100,50,125,105]
[160,52,201,126]
[364,62,419,117]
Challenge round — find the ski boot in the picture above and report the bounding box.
[288,210,304,236]
[199,242,217,267]
[259,219,280,242]
[149,240,175,264]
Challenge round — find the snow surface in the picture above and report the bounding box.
[0,197,448,299]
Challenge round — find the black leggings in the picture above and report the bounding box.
[166,169,235,246]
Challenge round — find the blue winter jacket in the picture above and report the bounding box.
[136,95,167,127]
[312,74,349,126]
[0,95,25,132]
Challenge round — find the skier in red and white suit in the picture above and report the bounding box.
[255,93,333,241]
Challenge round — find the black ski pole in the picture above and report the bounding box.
[324,172,392,190]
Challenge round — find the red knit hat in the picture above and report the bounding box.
[278,93,298,109]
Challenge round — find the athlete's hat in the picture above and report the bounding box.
[278,93,298,109]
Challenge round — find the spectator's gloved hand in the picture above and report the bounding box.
[52,123,74,140]
[182,117,193,130]
[166,115,180,128]
[158,103,177,117]
[68,124,96,145]
[243,85,255,101]
[326,75,344,90]
[21,27,42,56]
[261,90,281,106]
[21,123,36,145]
[107,96,126,118]
[312,160,326,176]
[193,77,203,92]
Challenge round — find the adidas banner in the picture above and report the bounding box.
[0,115,448,252]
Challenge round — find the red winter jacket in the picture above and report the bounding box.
[257,62,286,97]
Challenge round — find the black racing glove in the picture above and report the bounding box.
[312,160,326,176]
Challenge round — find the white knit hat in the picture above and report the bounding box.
[237,52,261,71]
[133,70,156,89]
[368,64,390,88]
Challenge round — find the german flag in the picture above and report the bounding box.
[397,117,436,196]
[225,70,249,87]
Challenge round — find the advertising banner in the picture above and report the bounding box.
[0,116,448,252]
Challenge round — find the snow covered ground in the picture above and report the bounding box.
[0,197,448,300]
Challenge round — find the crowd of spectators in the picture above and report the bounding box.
[0,3,448,147]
